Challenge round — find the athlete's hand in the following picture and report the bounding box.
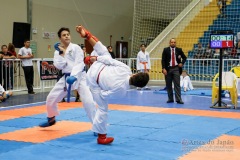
[66,76,77,85]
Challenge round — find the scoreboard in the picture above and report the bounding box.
[210,34,234,49]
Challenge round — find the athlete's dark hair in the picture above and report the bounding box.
[57,27,70,38]
[140,44,146,47]
[130,72,149,88]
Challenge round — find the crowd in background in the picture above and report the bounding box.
[217,0,227,17]
[0,43,17,102]
[192,40,240,64]
[0,43,17,89]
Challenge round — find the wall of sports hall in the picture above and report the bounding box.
[0,0,134,58]
[1,0,238,92]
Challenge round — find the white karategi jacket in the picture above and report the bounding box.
[46,43,96,122]
[180,75,194,90]
[136,50,151,72]
[87,41,132,134]
[0,84,10,96]
[0,84,5,95]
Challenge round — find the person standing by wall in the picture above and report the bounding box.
[107,46,115,59]
[162,38,187,104]
[221,0,227,17]
[136,44,151,90]
[0,54,3,86]
[0,45,16,90]
[80,44,89,57]
[18,39,35,94]
[8,43,17,57]
[217,0,222,13]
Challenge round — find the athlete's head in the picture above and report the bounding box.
[57,27,71,45]
[140,44,146,52]
[129,72,149,88]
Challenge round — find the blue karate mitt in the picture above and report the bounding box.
[54,42,60,51]
[66,76,77,103]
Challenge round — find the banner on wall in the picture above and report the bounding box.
[39,60,59,80]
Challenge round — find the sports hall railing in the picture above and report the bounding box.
[0,58,54,93]
[117,58,237,84]
[0,58,237,93]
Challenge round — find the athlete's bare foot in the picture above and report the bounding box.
[75,25,98,46]
[76,25,87,38]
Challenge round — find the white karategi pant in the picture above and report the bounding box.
[180,75,194,91]
[46,43,96,123]
[87,42,131,134]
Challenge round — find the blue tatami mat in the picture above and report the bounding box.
[153,88,212,96]
[1,87,240,160]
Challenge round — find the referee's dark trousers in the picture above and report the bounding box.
[165,66,182,102]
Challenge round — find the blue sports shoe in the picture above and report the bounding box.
[39,116,56,127]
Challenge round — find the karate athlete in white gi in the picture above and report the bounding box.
[76,25,149,145]
[180,70,194,92]
[136,44,151,90]
[39,27,96,127]
[0,83,12,102]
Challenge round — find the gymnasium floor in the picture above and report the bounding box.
[0,87,240,160]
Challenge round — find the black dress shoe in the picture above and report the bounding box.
[75,98,81,102]
[167,100,174,103]
[60,98,66,103]
[176,101,184,104]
